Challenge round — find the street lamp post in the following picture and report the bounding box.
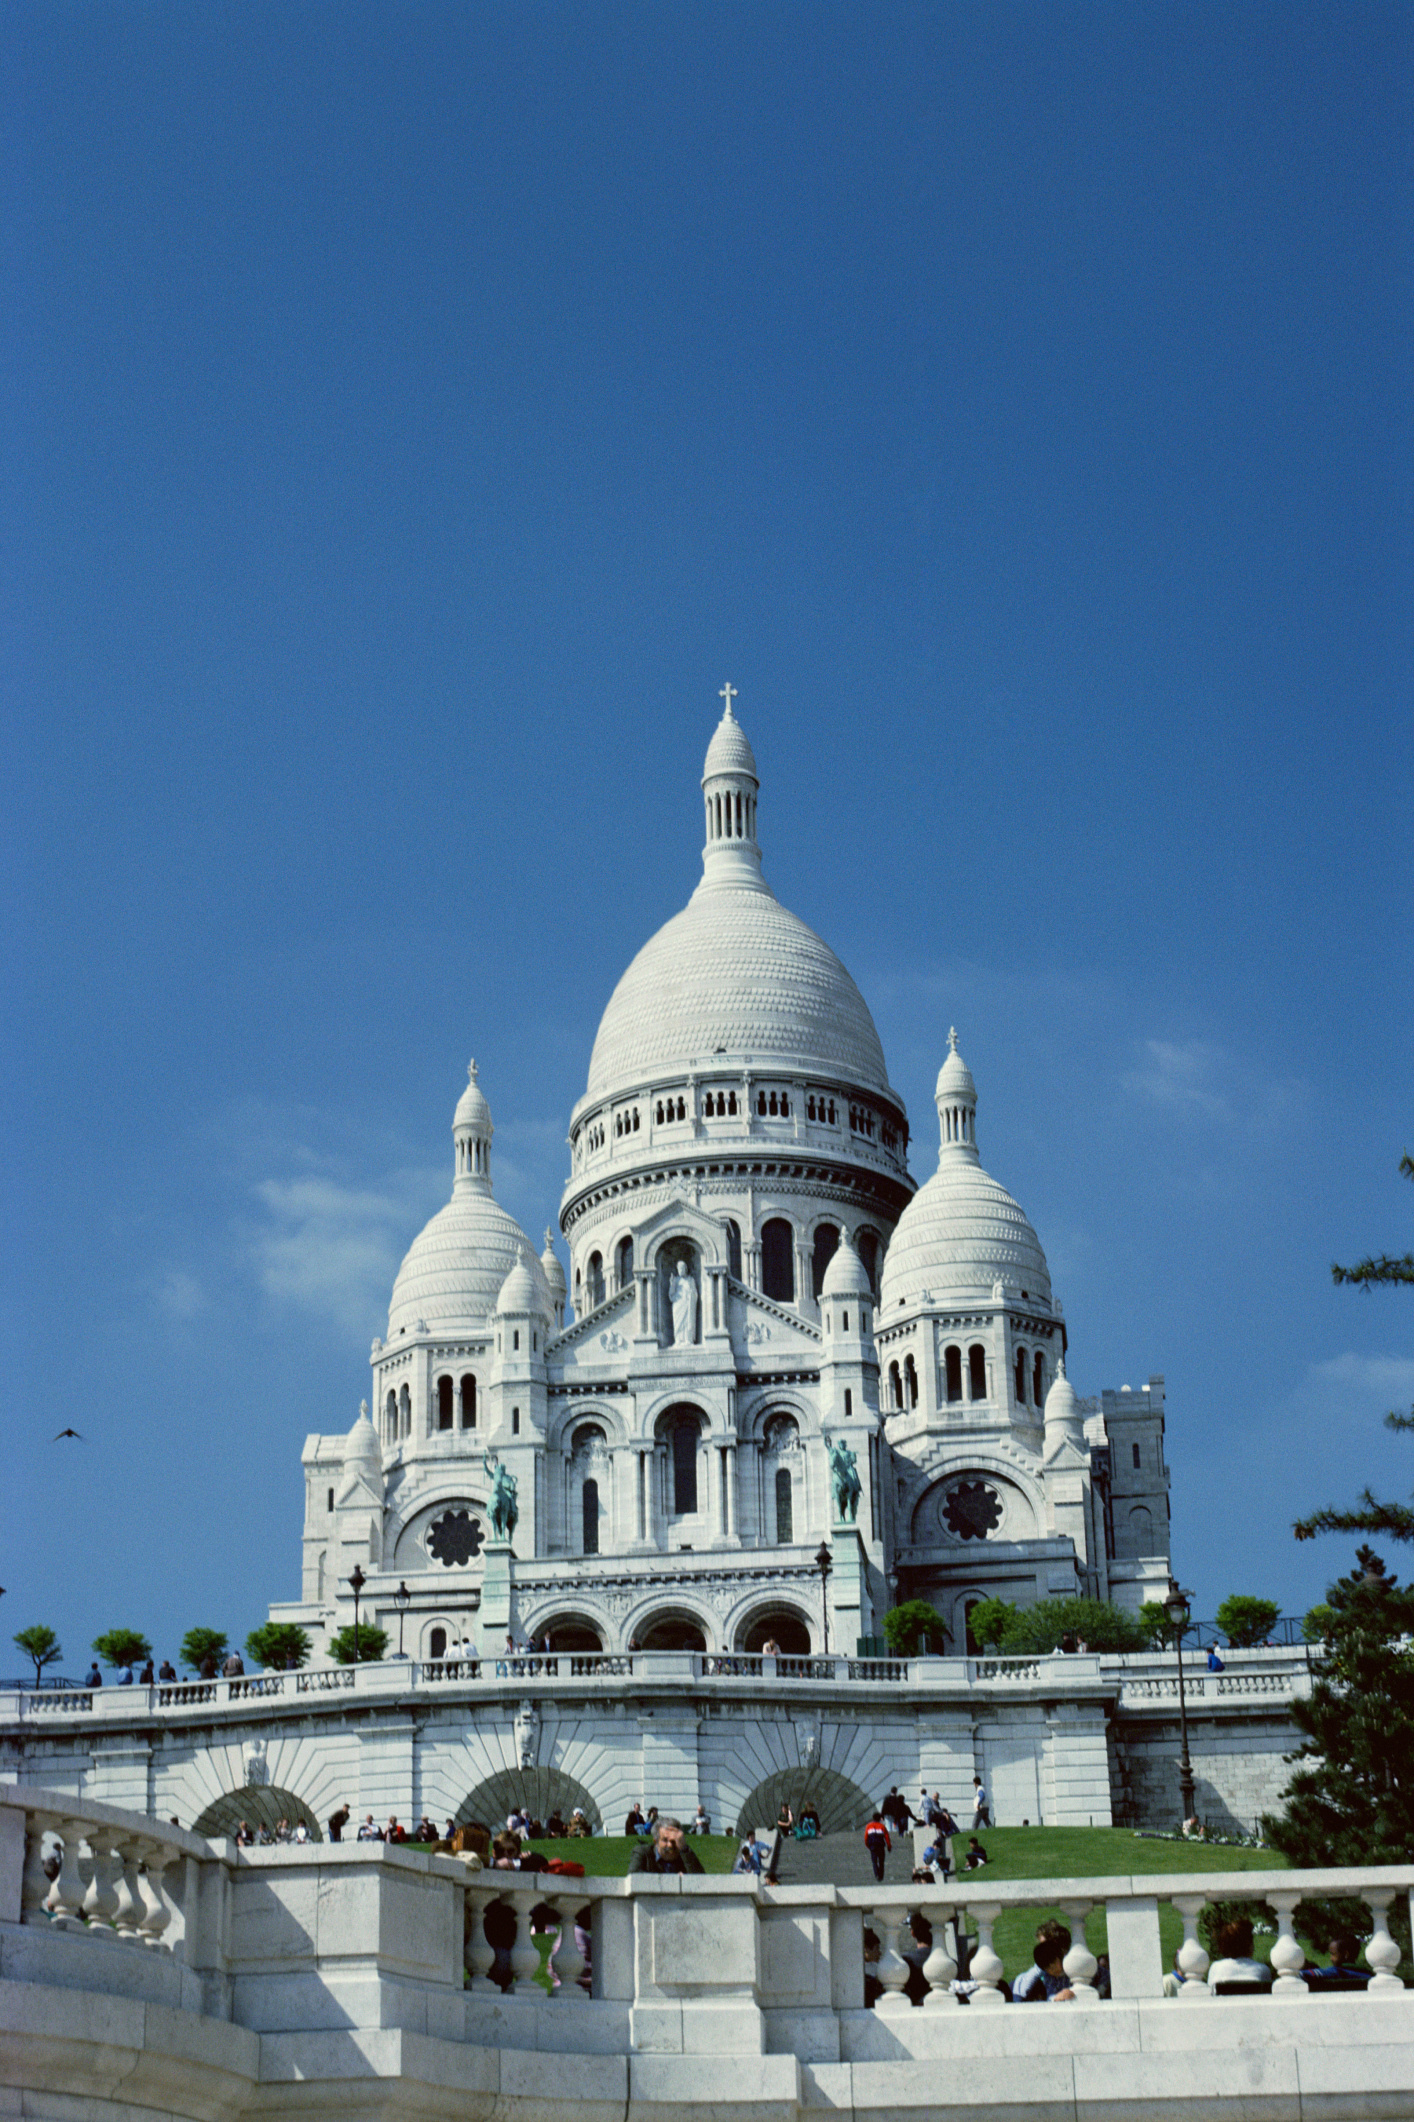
[348,1565,367,1665]
[394,1581,411,1660]
[1164,1579,1197,1830]
[815,1542,833,1655]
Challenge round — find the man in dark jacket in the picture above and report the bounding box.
[628,1817,704,1874]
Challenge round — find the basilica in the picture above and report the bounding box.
[274,698,1171,1666]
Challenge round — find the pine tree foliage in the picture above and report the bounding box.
[12,1624,62,1684]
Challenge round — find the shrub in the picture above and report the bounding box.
[92,1629,151,1669]
[966,1597,1020,1651]
[328,1623,390,1665]
[880,1601,948,1655]
[245,1623,311,1671]
[1005,1596,1143,1655]
[180,1628,228,1674]
[1215,1595,1281,1648]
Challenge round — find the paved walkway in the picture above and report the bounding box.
[767,1828,921,1889]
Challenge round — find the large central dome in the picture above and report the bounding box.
[584,700,895,1106]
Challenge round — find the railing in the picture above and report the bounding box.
[8,1789,198,1954]
[294,1666,355,1691]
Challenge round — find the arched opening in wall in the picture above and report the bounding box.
[384,1389,397,1442]
[428,1626,447,1659]
[723,1218,742,1280]
[1033,1351,1046,1406]
[968,1345,987,1401]
[537,1614,604,1652]
[1132,1441,1142,1469]
[586,1252,605,1309]
[888,1360,903,1410]
[399,1383,411,1437]
[904,1354,919,1408]
[856,1229,879,1295]
[437,1376,454,1430]
[582,1477,600,1556]
[944,1346,963,1403]
[760,1218,795,1304]
[739,1606,813,1654]
[636,1608,707,1652]
[1014,1349,1027,1404]
[456,1769,602,1838]
[460,1375,477,1428]
[732,1768,873,1838]
[670,1411,699,1515]
[810,1222,840,1299]
[616,1236,634,1289]
[775,1466,794,1543]
[191,1786,322,1843]
[963,1599,984,1657]
[1129,1505,1153,1549]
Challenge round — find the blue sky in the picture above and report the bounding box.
[4,1,1410,1670]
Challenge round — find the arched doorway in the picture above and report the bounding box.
[733,1767,874,1837]
[456,1767,602,1836]
[739,1607,812,1654]
[635,1609,707,1651]
[540,1615,604,1652]
[190,1784,322,1842]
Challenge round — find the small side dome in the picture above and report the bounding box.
[346,1398,381,1465]
[935,1027,977,1106]
[1043,1357,1083,1431]
[540,1228,567,1302]
[703,694,759,783]
[497,1249,543,1317]
[822,1230,872,1299]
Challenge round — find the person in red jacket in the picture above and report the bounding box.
[863,1809,892,1883]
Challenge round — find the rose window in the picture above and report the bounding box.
[942,1481,1003,1541]
[427,1510,485,1567]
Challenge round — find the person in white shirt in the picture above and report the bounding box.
[1207,1917,1273,1989]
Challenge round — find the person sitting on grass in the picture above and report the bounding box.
[691,1804,711,1834]
[629,1816,704,1875]
[545,1809,566,1838]
[1207,1917,1273,1989]
[1013,1921,1072,2000]
[964,1836,989,1870]
[567,1808,592,1838]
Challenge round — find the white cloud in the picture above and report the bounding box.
[1299,1352,1414,1414]
[153,1268,206,1318]
[248,1168,444,1336]
[1122,1038,1307,1136]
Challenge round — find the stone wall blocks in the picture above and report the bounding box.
[627,2048,798,2122]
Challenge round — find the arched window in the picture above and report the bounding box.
[761,1218,795,1303]
[676,1096,686,1121]
[656,1101,664,1123]
[757,1091,767,1115]
[460,1374,476,1428]
[944,1345,963,1403]
[1130,1504,1153,1547]
[429,1626,447,1660]
[811,1222,840,1298]
[889,1360,903,1409]
[616,1235,634,1289]
[905,1354,919,1408]
[1033,1351,1046,1407]
[857,1229,879,1295]
[969,1345,987,1400]
[399,1383,411,1438]
[775,1467,794,1544]
[1132,1441,1142,1470]
[1014,1349,1027,1404]
[582,1478,600,1556]
[728,1090,737,1114]
[671,1415,699,1515]
[385,1389,397,1442]
[586,1252,604,1309]
[723,1218,742,1280]
[437,1376,454,1430]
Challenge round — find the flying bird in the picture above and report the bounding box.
[54,1428,82,1440]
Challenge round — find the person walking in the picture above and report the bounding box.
[863,1808,892,1883]
[971,1774,991,1828]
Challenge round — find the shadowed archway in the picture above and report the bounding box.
[733,1767,874,1837]
[190,1784,322,1842]
[456,1767,602,1835]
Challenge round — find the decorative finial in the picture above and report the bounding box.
[1056,1356,1066,1379]
[948,1026,958,1054]
[543,1227,555,1249]
[360,1399,368,1419]
[719,681,737,717]
[468,1059,478,1082]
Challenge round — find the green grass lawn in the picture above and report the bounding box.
[516,1833,742,1875]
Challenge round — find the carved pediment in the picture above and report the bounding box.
[729,1285,822,1363]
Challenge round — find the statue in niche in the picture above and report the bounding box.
[668,1259,698,1346]
[243,1737,269,1786]
[488,1461,519,1542]
[825,1435,861,1523]
[514,1700,539,1768]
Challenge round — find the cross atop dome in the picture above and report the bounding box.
[719,681,737,715]
[948,1026,959,1053]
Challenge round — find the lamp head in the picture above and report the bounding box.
[349,1565,367,1596]
[394,1581,411,1610]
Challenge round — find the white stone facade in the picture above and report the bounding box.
[279,699,1171,1672]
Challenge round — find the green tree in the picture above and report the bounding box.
[1262,1547,1414,1958]
[1137,1601,1181,1649]
[966,1597,1020,1651]
[1215,1594,1281,1648]
[92,1628,151,1670]
[1295,1152,1413,1548]
[245,1622,311,1671]
[1004,1595,1142,1655]
[179,1628,228,1674]
[13,1624,63,1685]
[880,1600,948,1655]
[328,1623,389,1664]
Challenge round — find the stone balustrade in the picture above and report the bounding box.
[3,1783,1413,2121]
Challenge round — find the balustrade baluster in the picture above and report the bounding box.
[464,1890,498,1991]
[919,1905,958,2009]
[135,1842,176,1949]
[47,1821,90,1931]
[20,1812,59,1924]
[1059,1899,1099,2001]
[1268,1894,1309,1996]
[964,1904,1006,2008]
[546,1895,587,1997]
[509,1886,547,1998]
[82,1834,121,1937]
[1362,1892,1404,1997]
[870,1905,911,2014]
[1171,1896,1211,1999]
[112,1839,145,1940]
